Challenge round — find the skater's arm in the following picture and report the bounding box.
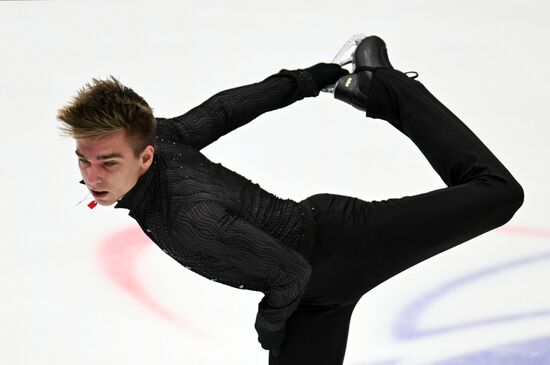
[169,200,311,351]
[157,63,347,150]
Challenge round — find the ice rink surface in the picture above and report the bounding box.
[1,1,549,364]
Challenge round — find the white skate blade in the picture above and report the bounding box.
[322,33,367,93]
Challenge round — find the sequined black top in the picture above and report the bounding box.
[110,69,320,336]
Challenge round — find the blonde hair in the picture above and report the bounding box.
[56,75,156,157]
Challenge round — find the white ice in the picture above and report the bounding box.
[1,1,549,364]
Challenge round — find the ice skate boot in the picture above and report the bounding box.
[332,35,393,111]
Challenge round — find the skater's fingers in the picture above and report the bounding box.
[304,63,349,90]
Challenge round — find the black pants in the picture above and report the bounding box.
[270,68,524,364]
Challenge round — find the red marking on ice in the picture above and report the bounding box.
[97,226,206,338]
[96,223,547,339]
[496,225,550,238]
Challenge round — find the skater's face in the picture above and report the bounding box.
[75,130,154,206]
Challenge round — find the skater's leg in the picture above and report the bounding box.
[269,301,357,365]
[302,68,524,297]
[359,68,524,285]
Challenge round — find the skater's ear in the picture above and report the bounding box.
[138,144,155,170]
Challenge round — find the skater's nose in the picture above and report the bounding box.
[82,163,104,186]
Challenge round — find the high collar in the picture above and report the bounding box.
[78,154,161,213]
[115,154,161,211]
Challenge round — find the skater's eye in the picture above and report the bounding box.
[78,158,90,166]
[104,161,118,168]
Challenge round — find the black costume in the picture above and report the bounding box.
[114,68,321,346]
[90,64,523,364]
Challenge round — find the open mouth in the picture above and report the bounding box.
[91,190,109,199]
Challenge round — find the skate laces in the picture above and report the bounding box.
[404,71,419,79]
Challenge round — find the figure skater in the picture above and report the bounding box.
[57,35,523,364]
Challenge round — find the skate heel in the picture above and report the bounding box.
[334,73,368,111]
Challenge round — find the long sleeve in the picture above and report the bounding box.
[157,69,319,150]
[168,200,312,333]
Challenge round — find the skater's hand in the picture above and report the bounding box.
[257,326,285,357]
[304,62,349,90]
